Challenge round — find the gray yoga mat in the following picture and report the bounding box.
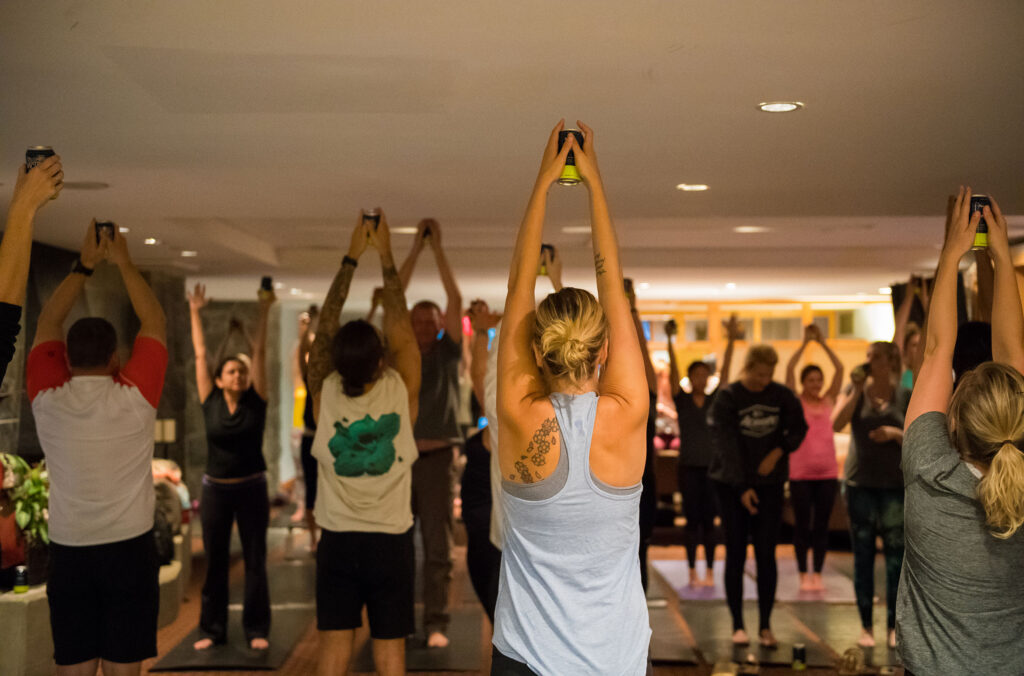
[351,606,483,672]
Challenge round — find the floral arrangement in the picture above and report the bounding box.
[1,453,49,546]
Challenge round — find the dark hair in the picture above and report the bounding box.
[800,364,824,383]
[214,356,247,380]
[687,360,710,377]
[332,320,385,397]
[953,321,992,390]
[66,317,117,368]
[412,300,442,316]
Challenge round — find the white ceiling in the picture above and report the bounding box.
[1,1,1023,310]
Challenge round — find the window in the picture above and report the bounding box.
[761,317,802,341]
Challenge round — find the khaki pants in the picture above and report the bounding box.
[411,446,454,634]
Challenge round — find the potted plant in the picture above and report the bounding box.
[1,454,49,585]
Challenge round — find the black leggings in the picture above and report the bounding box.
[715,481,784,633]
[679,465,717,569]
[789,479,837,574]
[199,475,271,643]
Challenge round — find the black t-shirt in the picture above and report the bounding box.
[302,375,316,432]
[707,381,808,489]
[673,386,719,468]
[460,429,492,533]
[201,386,268,479]
[0,302,21,385]
[640,391,658,538]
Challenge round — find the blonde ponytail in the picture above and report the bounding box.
[948,362,1024,539]
[534,288,608,388]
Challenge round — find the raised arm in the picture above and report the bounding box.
[719,314,739,388]
[0,158,63,305]
[832,369,865,432]
[297,308,316,382]
[33,222,105,348]
[906,187,979,426]
[398,221,428,292]
[467,300,499,405]
[816,327,845,401]
[786,325,813,391]
[986,196,1024,374]
[545,245,565,292]
[187,283,214,402]
[573,122,649,423]
[106,227,166,345]
[422,220,464,345]
[627,281,657,395]
[370,215,422,424]
[892,276,915,356]
[665,321,681,398]
[308,218,369,417]
[251,285,275,401]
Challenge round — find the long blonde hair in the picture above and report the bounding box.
[533,287,608,388]
[948,362,1024,539]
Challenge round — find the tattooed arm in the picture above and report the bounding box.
[309,217,369,422]
[371,216,422,425]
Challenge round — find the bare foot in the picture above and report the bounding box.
[426,631,449,649]
[193,638,214,651]
[250,637,269,650]
[688,568,700,587]
[290,506,305,523]
[858,629,875,647]
[759,629,778,649]
[731,629,749,645]
[888,629,897,649]
[700,573,716,587]
[799,572,813,591]
[811,572,825,591]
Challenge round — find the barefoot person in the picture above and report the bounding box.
[493,121,651,674]
[785,324,844,591]
[29,223,167,676]
[666,315,737,587]
[709,345,808,647]
[188,282,274,651]
[898,189,1024,676]
[306,213,420,676]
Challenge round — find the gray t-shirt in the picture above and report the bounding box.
[897,412,1024,676]
[844,386,911,488]
[413,332,462,442]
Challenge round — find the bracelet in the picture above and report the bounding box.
[71,258,94,277]
[342,255,358,268]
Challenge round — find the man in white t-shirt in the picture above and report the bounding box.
[28,222,167,676]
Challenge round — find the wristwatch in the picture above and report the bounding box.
[71,258,94,276]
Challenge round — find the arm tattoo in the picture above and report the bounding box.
[380,263,407,315]
[594,252,607,277]
[510,418,559,483]
[307,261,355,397]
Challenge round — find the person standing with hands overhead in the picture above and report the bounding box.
[493,121,651,675]
[398,217,464,648]
[708,343,808,648]
[29,222,167,676]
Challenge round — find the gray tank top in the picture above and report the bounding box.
[492,391,651,675]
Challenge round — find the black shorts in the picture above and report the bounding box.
[300,434,318,511]
[316,527,414,639]
[47,530,159,665]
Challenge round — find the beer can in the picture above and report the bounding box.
[26,145,55,170]
[970,194,991,250]
[362,208,381,230]
[792,643,807,670]
[13,565,29,593]
[557,129,585,186]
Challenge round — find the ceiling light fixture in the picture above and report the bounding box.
[392,227,418,235]
[290,288,302,295]
[879,287,892,295]
[561,226,592,234]
[676,184,709,192]
[638,282,650,290]
[726,282,737,290]
[181,251,198,258]
[757,101,804,113]
[118,227,130,234]
[733,226,770,234]
[144,238,160,245]
[274,282,285,290]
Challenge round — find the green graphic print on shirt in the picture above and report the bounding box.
[328,413,401,477]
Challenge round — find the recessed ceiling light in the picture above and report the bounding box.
[726,282,737,290]
[757,101,804,113]
[274,282,285,290]
[392,227,418,235]
[676,184,709,192]
[879,287,892,295]
[562,226,592,234]
[734,226,771,234]
[638,282,650,290]
[290,288,302,295]
[181,250,198,258]
[118,226,130,234]
[144,238,160,245]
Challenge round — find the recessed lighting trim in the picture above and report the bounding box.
[561,226,592,234]
[118,227,130,234]
[144,238,160,245]
[757,101,804,113]
[181,250,198,258]
[392,227,418,235]
[733,226,771,234]
[676,184,709,192]
[274,282,286,290]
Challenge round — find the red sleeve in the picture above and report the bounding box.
[117,336,168,408]
[27,341,71,402]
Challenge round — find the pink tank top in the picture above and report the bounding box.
[789,397,838,480]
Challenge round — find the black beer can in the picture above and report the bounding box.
[26,146,55,170]
[792,643,807,670]
[557,129,585,186]
[970,194,991,250]
[14,565,29,593]
[362,208,381,230]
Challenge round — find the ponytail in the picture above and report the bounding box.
[978,443,1024,539]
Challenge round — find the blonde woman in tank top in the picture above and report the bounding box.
[493,121,651,675]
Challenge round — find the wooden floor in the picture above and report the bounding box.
[142,528,899,676]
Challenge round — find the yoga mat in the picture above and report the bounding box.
[648,607,699,664]
[650,559,758,600]
[787,603,901,667]
[351,607,483,672]
[149,606,314,671]
[744,558,856,603]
